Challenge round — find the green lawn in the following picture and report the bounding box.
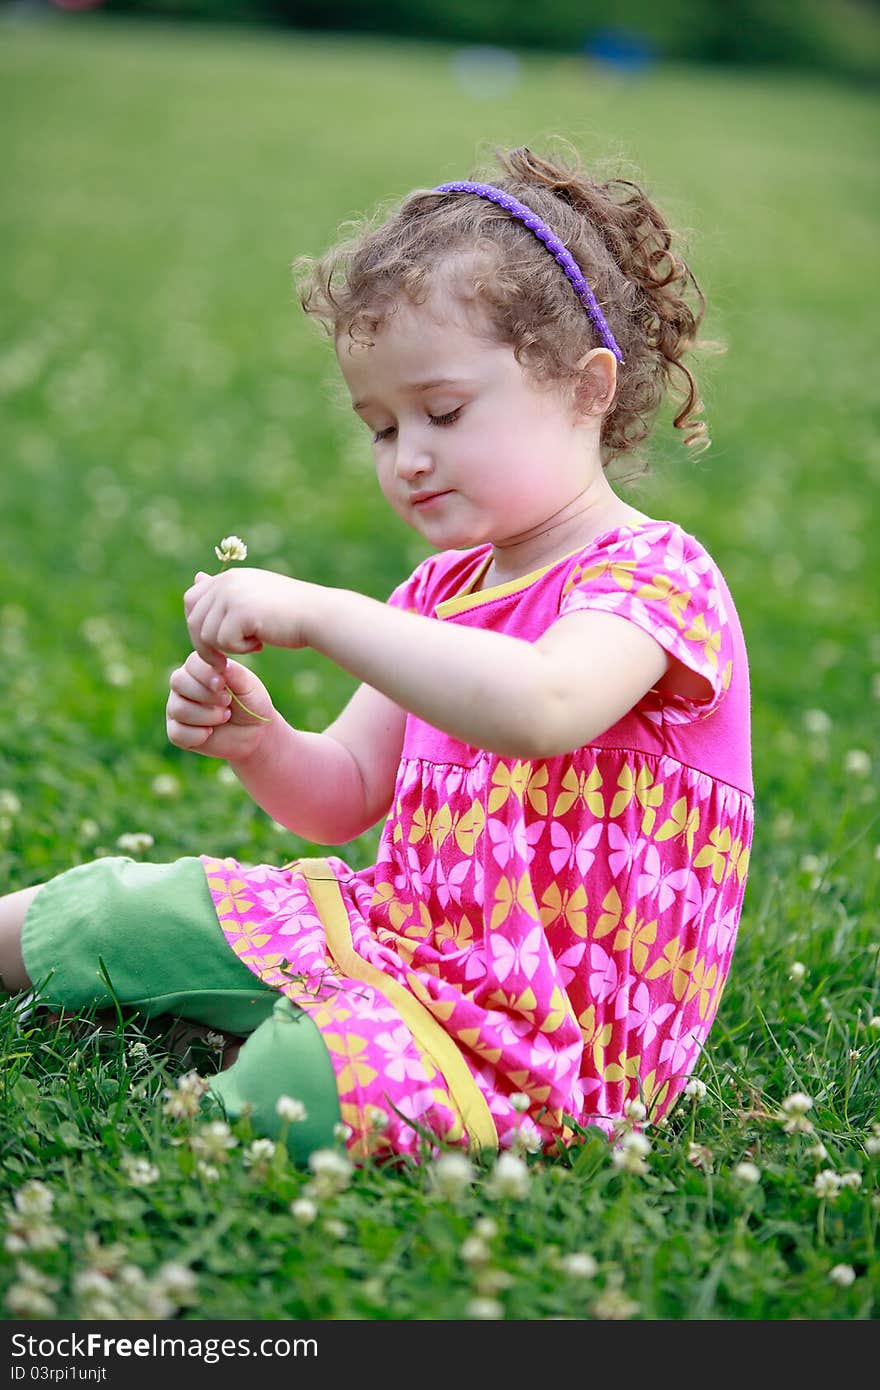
[0,14,878,1321]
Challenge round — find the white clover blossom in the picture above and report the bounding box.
[510,1091,530,1113]
[485,1151,530,1199]
[840,1170,862,1190]
[332,1121,352,1144]
[215,535,248,563]
[116,831,155,855]
[290,1197,318,1226]
[590,1285,640,1320]
[154,1263,198,1303]
[0,789,22,817]
[789,961,807,983]
[243,1139,276,1168]
[687,1142,714,1173]
[814,1170,842,1199]
[324,1218,347,1240]
[828,1264,856,1287]
[803,709,831,735]
[13,1181,54,1218]
[276,1095,308,1123]
[366,1105,389,1132]
[305,1148,353,1197]
[120,1155,161,1187]
[429,1152,475,1201]
[683,1078,707,1101]
[467,1296,504,1319]
[196,1161,220,1183]
[733,1161,761,1185]
[612,1131,651,1174]
[557,1251,598,1280]
[5,1263,59,1319]
[460,1235,491,1267]
[151,773,181,798]
[161,1070,210,1119]
[779,1091,815,1133]
[844,749,871,777]
[127,1041,149,1062]
[190,1120,238,1164]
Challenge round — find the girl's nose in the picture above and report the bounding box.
[394,438,433,482]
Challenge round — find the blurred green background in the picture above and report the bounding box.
[0,10,877,921]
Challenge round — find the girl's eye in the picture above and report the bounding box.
[429,408,462,427]
[371,407,463,444]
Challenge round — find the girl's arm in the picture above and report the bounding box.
[166,649,405,843]
[229,682,407,844]
[184,569,670,761]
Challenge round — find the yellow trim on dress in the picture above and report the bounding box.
[296,858,498,1155]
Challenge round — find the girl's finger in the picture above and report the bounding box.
[166,693,232,727]
[170,666,231,706]
[166,718,214,751]
[184,649,229,690]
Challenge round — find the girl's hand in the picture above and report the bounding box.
[183,568,314,668]
[166,652,275,761]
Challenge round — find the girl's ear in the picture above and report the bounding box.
[573,347,618,419]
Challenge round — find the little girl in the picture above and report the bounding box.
[0,145,752,1165]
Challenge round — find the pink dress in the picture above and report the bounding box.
[202,521,753,1160]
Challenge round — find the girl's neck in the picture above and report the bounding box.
[485,478,649,587]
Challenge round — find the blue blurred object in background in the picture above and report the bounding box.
[584,26,655,73]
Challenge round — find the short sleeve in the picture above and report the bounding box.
[558,522,734,719]
[385,553,449,616]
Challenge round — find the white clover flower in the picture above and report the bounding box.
[127,1041,149,1062]
[243,1138,276,1168]
[828,1263,856,1287]
[844,749,871,777]
[215,535,248,563]
[789,961,807,983]
[733,1161,761,1185]
[467,1296,504,1319]
[161,1070,210,1119]
[429,1152,475,1201]
[808,1142,829,1162]
[460,1234,491,1267]
[557,1251,598,1280]
[190,1120,238,1164]
[366,1105,389,1132]
[196,1161,220,1183]
[840,1171,862,1190]
[151,773,181,798]
[333,1121,352,1144]
[803,709,832,735]
[78,817,101,842]
[154,1263,198,1302]
[306,1148,353,1197]
[865,1134,880,1157]
[0,789,21,817]
[506,1123,542,1158]
[116,831,155,855]
[13,1181,54,1218]
[683,1078,707,1101]
[590,1286,640,1320]
[485,1151,530,1199]
[120,1155,161,1187]
[510,1091,530,1113]
[276,1095,308,1124]
[779,1091,815,1133]
[290,1197,318,1226]
[814,1170,842,1199]
[5,1263,59,1319]
[687,1142,714,1173]
[324,1218,347,1240]
[868,1017,880,1033]
[612,1131,651,1175]
[473,1217,497,1241]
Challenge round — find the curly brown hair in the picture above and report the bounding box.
[294,142,709,471]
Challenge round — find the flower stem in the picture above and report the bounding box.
[227,688,271,723]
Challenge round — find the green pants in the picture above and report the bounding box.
[21,855,341,1163]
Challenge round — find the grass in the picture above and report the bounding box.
[0,13,878,1322]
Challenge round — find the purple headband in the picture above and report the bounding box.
[433,180,624,363]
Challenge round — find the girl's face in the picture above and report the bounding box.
[337,292,600,554]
